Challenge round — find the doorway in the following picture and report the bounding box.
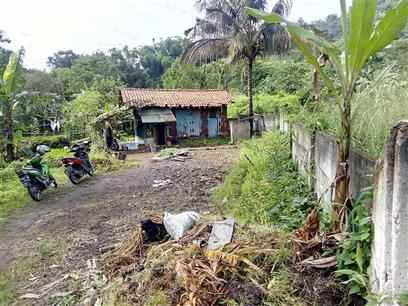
[156,124,166,145]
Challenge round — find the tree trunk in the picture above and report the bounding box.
[3,106,15,161]
[247,57,254,137]
[333,98,352,231]
[313,69,321,102]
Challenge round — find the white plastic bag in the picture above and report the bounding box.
[163,211,200,240]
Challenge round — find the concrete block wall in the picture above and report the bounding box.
[229,119,250,143]
[349,150,376,199]
[265,111,376,208]
[291,124,314,186]
[264,113,280,131]
[314,132,338,207]
[265,112,408,303]
[371,121,408,305]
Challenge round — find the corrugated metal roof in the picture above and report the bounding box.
[139,108,176,123]
[120,88,232,108]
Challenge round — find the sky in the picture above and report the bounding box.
[0,0,344,69]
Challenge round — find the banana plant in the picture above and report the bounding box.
[0,48,24,161]
[247,0,408,229]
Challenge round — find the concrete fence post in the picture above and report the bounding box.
[371,121,408,305]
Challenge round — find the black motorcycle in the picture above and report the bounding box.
[62,141,94,185]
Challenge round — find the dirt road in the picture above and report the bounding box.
[0,147,238,305]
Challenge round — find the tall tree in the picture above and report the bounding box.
[249,0,408,229]
[0,49,24,161]
[0,30,12,76]
[47,50,79,69]
[184,0,292,136]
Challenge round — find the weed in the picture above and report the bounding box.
[48,295,79,306]
[38,237,67,264]
[144,291,170,306]
[337,189,373,298]
[0,165,67,222]
[178,136,230,148]
[264,270,305,306]
[157,148,178,158]
[228,93,300,119]
[0,257,37,305]
[214,131,314,232]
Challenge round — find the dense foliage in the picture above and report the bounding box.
[228,93,300,119]
[215,132,314,231]
[337,189,373,298]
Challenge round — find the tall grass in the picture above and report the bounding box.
[292,66,408,158]
[214,131,314,232]
[352,67,408,157]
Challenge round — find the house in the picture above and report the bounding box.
[119,88,232,147]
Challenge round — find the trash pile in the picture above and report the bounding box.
[100,212,299,306]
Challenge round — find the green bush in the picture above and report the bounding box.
[0,163,30,220]
[253,59,311,95]
[17,135,70,155]
[228,94,300,119]
[337,189,373,298]
[215,131,314,231]
[44,148,70,168]
[90,151,122,172]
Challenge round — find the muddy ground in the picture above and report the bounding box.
[0,147,238,306]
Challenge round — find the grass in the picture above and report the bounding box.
[0,235,68,305]
[178,136,230,148]
[214,131,314,232]
[0,257,38,304]
[0,149,134,223]
[0,165,68,223]
[144,291,169,306]
[290,67,408,158]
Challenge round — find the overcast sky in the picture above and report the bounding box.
[0,0,344,69]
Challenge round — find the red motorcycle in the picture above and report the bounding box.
[62,141,94,185]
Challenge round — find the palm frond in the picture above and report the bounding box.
[247,0,268,10]
[271,0,293,17]
[183,38,231,64]
[185,0,292,64]
[261,23,291,55]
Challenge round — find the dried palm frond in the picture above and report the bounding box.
[292,209,322,261]
[103,229,145,277]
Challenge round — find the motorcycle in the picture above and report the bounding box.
[62,140,94,185]
[16,145,57,201]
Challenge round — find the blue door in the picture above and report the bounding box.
[208,117,219,137]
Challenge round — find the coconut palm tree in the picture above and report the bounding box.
[248,0,408,229]
[0,48,24,161]
[184,0,293,136]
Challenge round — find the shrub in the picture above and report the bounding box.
[228,94,300,119]
[215,131,314,231]
[337,189,373,298]
[0,163,29,220]
[44,148,70,168]
[90,151,122,172]
[253,59,311,95]
[17,135,70,156]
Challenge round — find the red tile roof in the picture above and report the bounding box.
[120,88,232,108]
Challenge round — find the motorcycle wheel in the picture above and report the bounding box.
[28,185,42,201]
[68,172,82,185]
[88,166,94,177]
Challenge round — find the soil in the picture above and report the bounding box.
[0,147,238,305]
